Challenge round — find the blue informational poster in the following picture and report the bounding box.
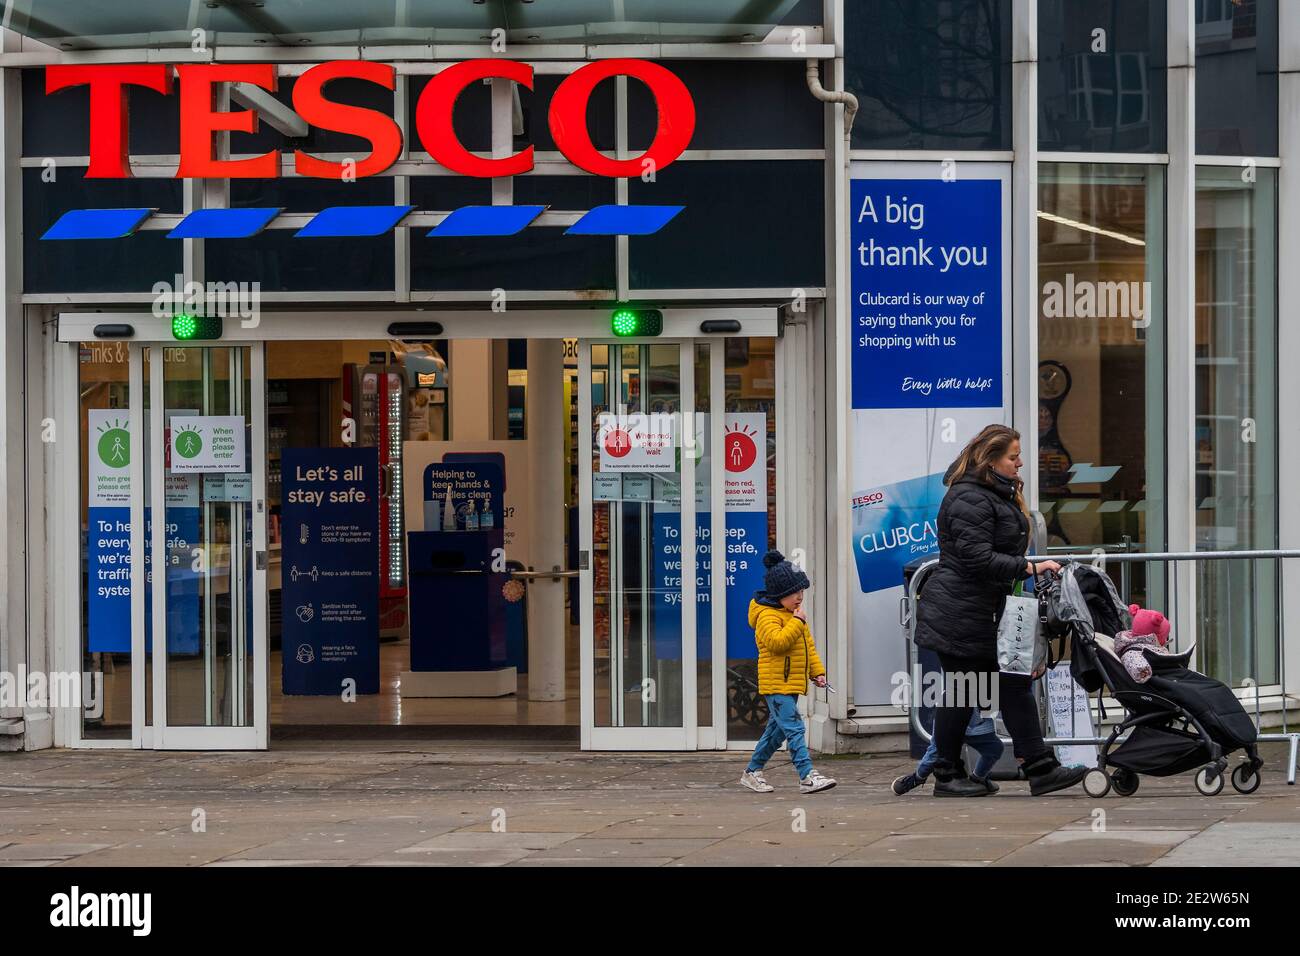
[148,496,202,656]
[850,471,947,595]
[421,460,505,532]
[87,504,132,653]
[280,447,380,696]
[652,511,768,661]
[650,412,770,661]
[850,178,1002,410]
[86,409,200,654]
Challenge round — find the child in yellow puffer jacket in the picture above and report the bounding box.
[740,551,837,795]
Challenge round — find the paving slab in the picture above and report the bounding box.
[672,843,857,866]
[523,837,720,861]
[833,833,1029,864]
[398,830,582,852]
[1151,822,1300,866]
[0,842,113,861]
[1,744,1296,866]
[995,833,1187,867]
[356,849,532,866]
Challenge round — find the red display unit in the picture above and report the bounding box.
[343,363,408,637]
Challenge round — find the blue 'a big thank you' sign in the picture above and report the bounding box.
[850,178,1002,410]
[280,447,380,695]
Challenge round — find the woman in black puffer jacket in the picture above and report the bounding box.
[915,424,1085,797]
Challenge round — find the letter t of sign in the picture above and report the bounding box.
[45,65,174,178]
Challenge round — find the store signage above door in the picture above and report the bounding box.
[45,58,695,181]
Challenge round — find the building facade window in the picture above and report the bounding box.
[1038,0,1167,153]
[845,0,1012,151]
[1037,163,1167,607]
[1195,0,1278,156]
[1194,166,1279,686]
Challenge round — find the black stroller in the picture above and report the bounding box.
[1040,562,1264,798]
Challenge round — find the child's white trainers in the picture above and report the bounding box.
[800,769,837,794]
[740,769,774,793]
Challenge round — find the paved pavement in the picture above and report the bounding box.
[1,742,1298,866]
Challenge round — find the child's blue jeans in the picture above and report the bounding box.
[746,694,813,779]
[917,712,1004,780]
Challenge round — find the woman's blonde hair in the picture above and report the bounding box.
[947,424,1029,519]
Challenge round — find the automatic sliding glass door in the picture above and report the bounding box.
[579,341,704,749]
[130,343,268,749]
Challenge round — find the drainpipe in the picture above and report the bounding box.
[805,60,858,743]
[806,59,858,140]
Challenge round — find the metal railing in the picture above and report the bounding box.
[901,549,1300,786]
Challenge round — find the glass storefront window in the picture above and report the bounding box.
[1194,166,1278,686]
[1039,0,1167,153]
[590,343,685,728]
[845,0,1012,151]
[25,171,183,294]
[79,341,133,740]
[692,338,779,741]
[158,347,256,729]
[629,61,822,150]
[628,161,823,291]
[206,178,396,293]
[1196,0,1278,156]
[724,338,778,743]
[695,344,713,732]
[1037,162,1166,607]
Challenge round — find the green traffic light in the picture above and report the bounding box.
[171,313,222,341]
[612,309,639,336]
[172,313,198,340]
[610,307,663,337]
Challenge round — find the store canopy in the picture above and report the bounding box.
[4,0,811,51]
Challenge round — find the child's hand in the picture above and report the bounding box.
[793,605,807,622]
[812,675,827,688]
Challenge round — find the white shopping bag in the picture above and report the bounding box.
[996,593,1044,676]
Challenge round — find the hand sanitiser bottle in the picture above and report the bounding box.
[442,485,457,531]
[480,499,495,529]
[465,499,480,531]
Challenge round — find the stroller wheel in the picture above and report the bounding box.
[1231,763,1262,795]
[1082,768,1111,798]
[1110,768,1140,797]
[1195,767,1225,797]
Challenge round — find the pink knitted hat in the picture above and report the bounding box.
[1128,604,1171,646]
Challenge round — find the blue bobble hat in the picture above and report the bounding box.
[763,550,810,600]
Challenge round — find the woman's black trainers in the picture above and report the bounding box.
[970,774,1000,794]
[934,775,992,797]
[892,772,924,795]
[1025,757,1088,796]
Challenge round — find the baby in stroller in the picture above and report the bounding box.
[1042,563,1264,798]
[1113,604,1176,683]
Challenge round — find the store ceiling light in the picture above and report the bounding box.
[1036,210,1146,247]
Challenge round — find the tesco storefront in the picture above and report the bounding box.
[2,1,1298,755]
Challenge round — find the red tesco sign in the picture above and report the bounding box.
[45,59,695,180]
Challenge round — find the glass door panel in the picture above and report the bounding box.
[581,341,696,748]
[142,343,267,749]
